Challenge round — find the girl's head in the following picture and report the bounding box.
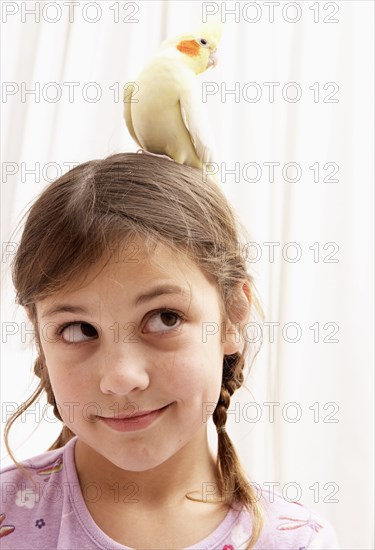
[6,152,264,546]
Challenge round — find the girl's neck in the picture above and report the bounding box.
[74,426,220,511]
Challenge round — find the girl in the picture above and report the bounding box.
[1,153,340,549]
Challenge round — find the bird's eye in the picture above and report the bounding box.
[199,38,208,46]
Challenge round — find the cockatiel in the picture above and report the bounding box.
[124,21,222,170]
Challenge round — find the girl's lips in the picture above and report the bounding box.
[99,404,171,432]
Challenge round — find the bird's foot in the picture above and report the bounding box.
[136,149,173,161]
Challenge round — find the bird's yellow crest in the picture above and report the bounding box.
[195,18,223,49]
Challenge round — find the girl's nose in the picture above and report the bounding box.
[99,343,151,395]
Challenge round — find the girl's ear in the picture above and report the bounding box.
[223,280,251,355]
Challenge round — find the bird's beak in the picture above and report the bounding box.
[208,50,218,69]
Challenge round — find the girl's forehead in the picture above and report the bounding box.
[96,241,198,280]
[104,238,193,268]
[36,241,212,306]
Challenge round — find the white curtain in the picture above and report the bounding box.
[1,1,373,548]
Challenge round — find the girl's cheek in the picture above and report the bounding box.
[50,376,93,413]
[43,340,99,368]
[166,353,220,390]
[43,352,89,399]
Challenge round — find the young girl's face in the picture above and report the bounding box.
[36,239,240,472]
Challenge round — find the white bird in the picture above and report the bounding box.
[124,21,222,170]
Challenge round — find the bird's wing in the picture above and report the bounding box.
[179,85,215,165]
[123,83,142,148]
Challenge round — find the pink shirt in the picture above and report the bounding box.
[0,436,340,549]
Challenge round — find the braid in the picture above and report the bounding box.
[212,352,264,549]
[212,353,243,442]
[212,352,245,498]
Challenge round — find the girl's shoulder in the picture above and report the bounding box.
[1,442,68,479]
[0,437,77,547]
[231,485,340,549]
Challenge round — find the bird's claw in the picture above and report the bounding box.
[136,149,173,161]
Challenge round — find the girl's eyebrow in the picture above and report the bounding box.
[40,285,191,319]
[41,305,88,319]
[134,284,191,305]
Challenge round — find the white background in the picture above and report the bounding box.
[1,1,374,548]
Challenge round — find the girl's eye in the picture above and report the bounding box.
[56,309,184,345]
[143,309,184,334]
[57,322,98,344]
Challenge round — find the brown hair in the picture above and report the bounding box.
[4,152,264,548]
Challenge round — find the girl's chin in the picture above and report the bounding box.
[104,452,175,472]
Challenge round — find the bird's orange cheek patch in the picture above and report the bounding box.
[176,39,200,58]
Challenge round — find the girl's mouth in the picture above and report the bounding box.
[98,403,172,432]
